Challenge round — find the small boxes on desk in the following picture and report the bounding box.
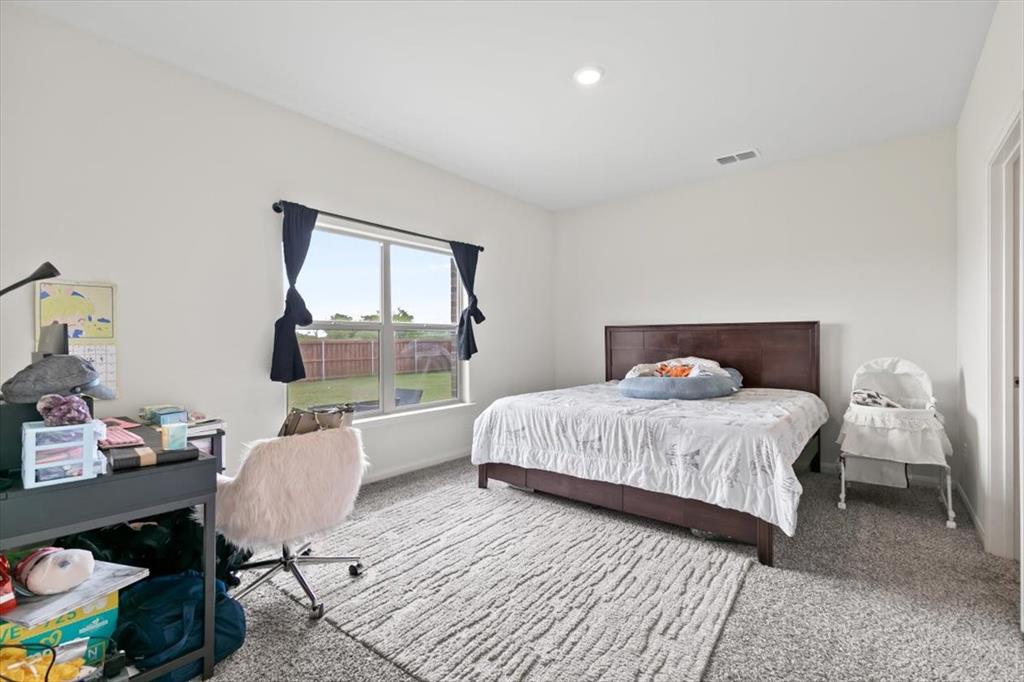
[159,422,188,451]
[140,405,187,427]
[21,421,102,489]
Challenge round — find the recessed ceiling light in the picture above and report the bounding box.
[573,66,604,87]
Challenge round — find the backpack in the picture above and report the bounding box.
[114,570,245,682]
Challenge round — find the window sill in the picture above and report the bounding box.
[354,401,477,428]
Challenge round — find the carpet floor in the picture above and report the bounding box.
[215,459,1023,681]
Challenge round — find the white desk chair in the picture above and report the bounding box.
[215,427,368,618]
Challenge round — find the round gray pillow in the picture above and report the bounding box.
[618,368,743,400]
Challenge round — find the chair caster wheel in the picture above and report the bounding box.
[945,520,957,529]
[300,547,312,556]
[837,502,846,510]
[310,603,324,619]
[348,562,364,577]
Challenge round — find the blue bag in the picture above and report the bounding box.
[114,570,245,682]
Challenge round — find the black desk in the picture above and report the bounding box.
[0,442,219,680]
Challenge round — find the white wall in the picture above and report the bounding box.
[554,130,958,468]
[955,0,1023,553]
[0,6,556,478]
[0,4,996,505]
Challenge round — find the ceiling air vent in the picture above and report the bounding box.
[716,148,760,165]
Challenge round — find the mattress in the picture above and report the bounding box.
[471,382,829,536]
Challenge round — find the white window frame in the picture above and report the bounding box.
[290,217,465,418]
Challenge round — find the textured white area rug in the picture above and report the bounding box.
[274,483,751,681]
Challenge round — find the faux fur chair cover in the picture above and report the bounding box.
[215,427,368,550]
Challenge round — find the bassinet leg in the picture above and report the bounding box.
[837,454,847,510]
[811,431,822,473]
[943,467,957,529]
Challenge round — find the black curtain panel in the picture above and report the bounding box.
[449,241,485,360]
[270,202,319,382]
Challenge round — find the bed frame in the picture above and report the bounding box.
[477,321,821,566]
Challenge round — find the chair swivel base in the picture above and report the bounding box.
[234,542,364,619]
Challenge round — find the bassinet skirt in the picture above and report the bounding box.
[837,403,952,467]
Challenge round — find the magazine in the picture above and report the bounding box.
[1,560,148,627]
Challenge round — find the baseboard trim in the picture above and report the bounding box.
[363,448,469,484]
[955,480,985,542]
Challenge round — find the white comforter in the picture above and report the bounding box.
[471,383,829,536]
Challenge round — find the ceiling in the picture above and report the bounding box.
[26,1,996,211]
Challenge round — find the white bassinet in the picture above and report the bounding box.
[836,357,955,528]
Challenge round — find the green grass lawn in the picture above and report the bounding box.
[287,371,456,410]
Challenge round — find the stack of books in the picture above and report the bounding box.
[105,422,199,471]
[187,417,225,438]
[1,560,148,628]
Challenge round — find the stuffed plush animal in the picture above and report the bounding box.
[36,394,91,426]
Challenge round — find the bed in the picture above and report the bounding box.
[472,321,828,566]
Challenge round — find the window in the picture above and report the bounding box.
[286,220,463,417]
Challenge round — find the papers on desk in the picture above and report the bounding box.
[1,561,148,627]
[100,417,140,430]
[187,417,225,437]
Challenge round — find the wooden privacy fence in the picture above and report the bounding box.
[297,338,454,380]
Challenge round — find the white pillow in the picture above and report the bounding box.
[15,548,95,595]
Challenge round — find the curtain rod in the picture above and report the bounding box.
[272,201,483,252]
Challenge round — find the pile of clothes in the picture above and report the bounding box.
[850,388,903,408]
[624,356,732,379]
[57,510,251,587]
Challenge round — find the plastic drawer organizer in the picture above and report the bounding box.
[21,420,104,488]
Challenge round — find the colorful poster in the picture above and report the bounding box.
[36,281,118,398]
[37,282,115,339]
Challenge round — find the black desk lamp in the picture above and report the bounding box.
[0,262,60,297]
[0,261,60,490]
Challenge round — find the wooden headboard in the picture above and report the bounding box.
[605,321,820,395]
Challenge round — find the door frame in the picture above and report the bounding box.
[987,108,1022,569]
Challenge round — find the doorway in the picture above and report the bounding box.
[987,109,1022,630]
[1013,152,1021,564]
